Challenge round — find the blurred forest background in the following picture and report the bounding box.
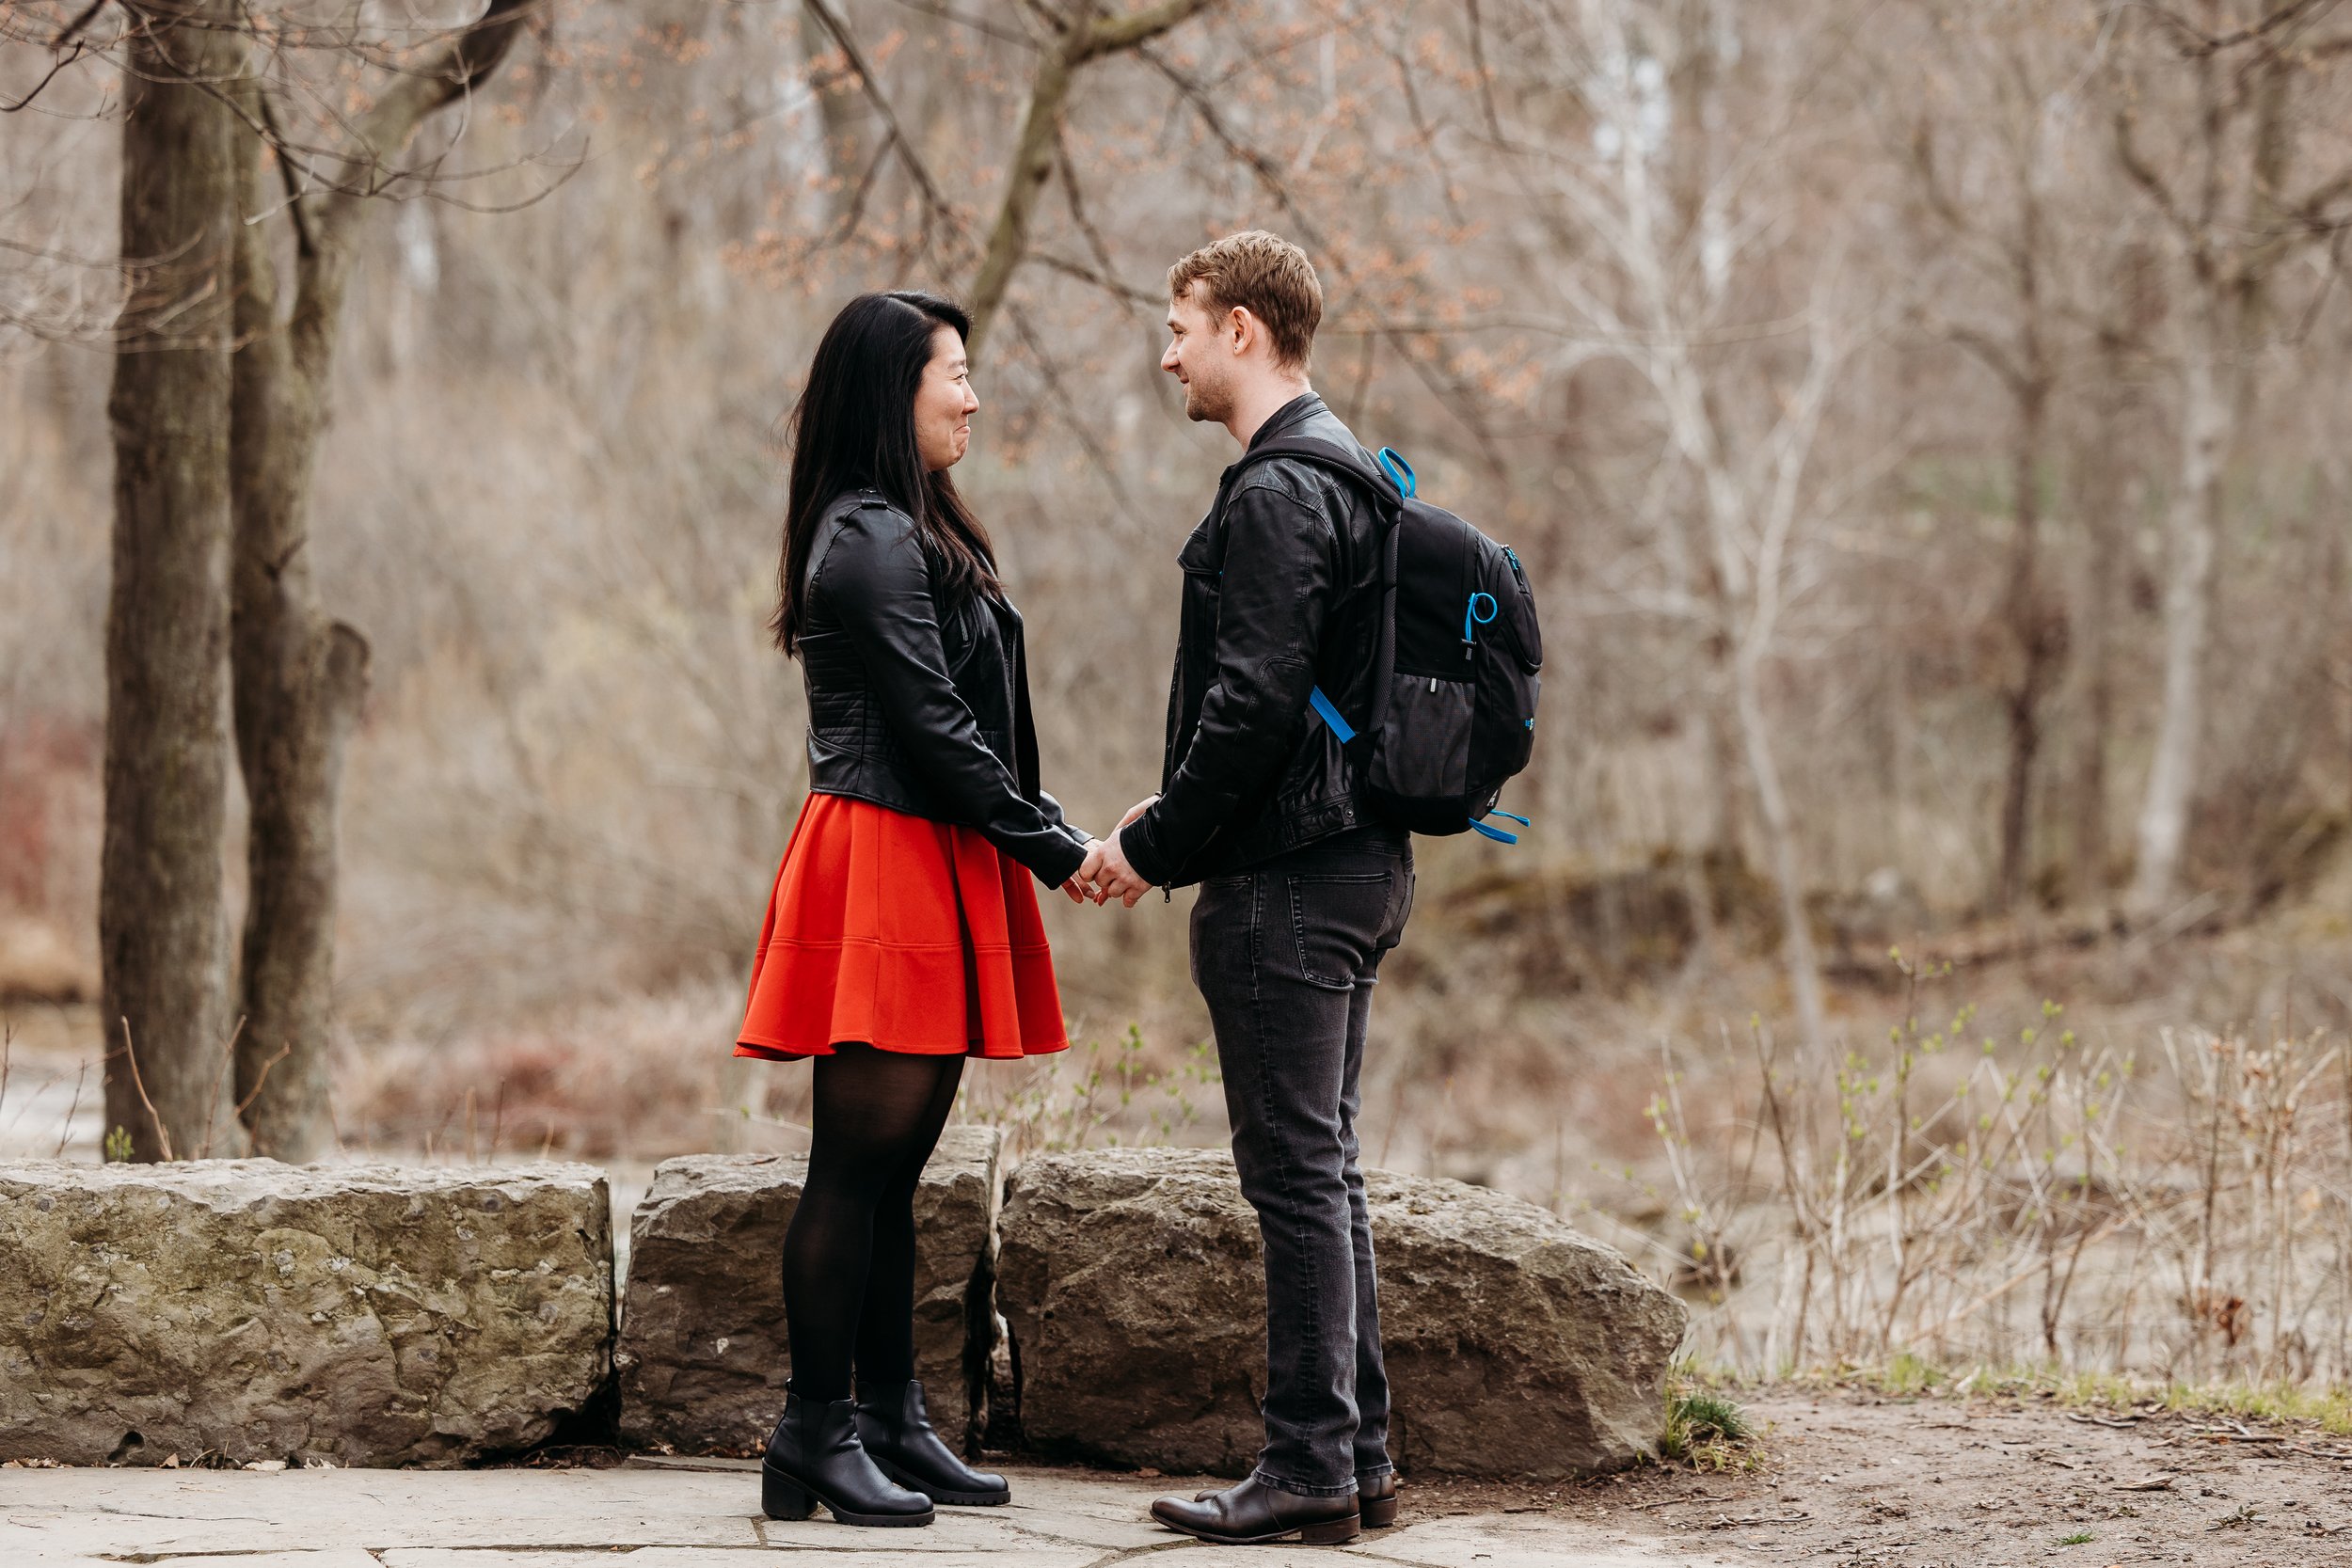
[7,0,2352,1388]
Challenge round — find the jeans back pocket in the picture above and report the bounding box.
[1284,871,1393,990]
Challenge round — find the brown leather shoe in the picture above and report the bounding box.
[1197,1470,1397,1528]
[1153,1475,1360,1544]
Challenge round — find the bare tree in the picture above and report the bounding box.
[1465,0,1872,1053]
[225,2,535,1159]
[2110,0,2352,913]
[962,0,1218,352]
[800,0,1218,356]
[100,0,245,1162]
[1902,3,2074,912]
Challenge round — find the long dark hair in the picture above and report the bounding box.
[771,291,997,655]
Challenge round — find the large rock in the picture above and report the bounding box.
[0,1159,613,1466]
[615,1125,999,1455]
[995,1147,1688,1479]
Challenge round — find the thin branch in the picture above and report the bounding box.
[1077,0,1216,61]
[2,0,110,112]
[803,0,964,254]
[878,0,1040,49]
[117,1017,174,1163]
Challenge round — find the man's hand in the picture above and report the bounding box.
[1062,839,1107,904]
[1117,794,1160,831]
[1092,827,1153,908]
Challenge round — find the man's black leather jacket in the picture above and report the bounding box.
[797,488,1090,886]
[1119,394,1391,888]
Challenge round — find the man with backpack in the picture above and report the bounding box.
[1088,230,1414,1546]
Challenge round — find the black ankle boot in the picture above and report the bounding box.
[1152,1475,1361,1544]
[1199,1469,1397,1527]
[854,1379,1010,1506]
[762,1388,934,1527]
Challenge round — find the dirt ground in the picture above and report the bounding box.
[1399,1386,2352,1567]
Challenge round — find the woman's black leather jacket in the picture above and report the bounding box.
[796,488,1089,885]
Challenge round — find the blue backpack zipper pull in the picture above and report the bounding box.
[1463,591,1497,659]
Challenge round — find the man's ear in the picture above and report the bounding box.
[1226,305,1256,358]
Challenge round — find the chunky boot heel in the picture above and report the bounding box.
[855,1380,1010,1507]
[1359,1472,1399,1528]
[761,1388,934,1528]
[1300,1514,1364,1544]
[761,1465,815,1522]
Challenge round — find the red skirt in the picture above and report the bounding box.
[735,793,1071,1060]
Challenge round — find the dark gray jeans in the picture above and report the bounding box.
[1189,825,1415,1497]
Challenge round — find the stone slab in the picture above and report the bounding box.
[614,1127,1000,1455]
[0,1159,613,1468]
[996,1148,1690,1479]
[0,1465,1758,1565]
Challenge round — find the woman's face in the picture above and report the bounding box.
[913,325,978,471]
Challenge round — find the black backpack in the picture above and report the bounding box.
[1220,437,1544,842]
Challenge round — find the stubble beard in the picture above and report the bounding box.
[1183,372,1232,426]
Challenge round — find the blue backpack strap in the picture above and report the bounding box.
[1469,807,1530,844]
[1307,685,1356,744]
[1375,447,1417,499]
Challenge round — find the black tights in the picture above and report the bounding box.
[780,1044,964,1402]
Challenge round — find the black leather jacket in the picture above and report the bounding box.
[797,488,1090,886]
[1119,394,1391,888]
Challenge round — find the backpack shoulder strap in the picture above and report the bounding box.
[1216,436,1405,760]
[1225,436,1406,515]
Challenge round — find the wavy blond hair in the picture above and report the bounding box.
[1168,230,1323,373]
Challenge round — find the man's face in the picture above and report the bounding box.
[1162,286,1234,425]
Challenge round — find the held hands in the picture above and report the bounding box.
[1061,799,1160,907]
[1090,830,1152,908]
[1061,838,1107,904]
[1086,796,1158,908]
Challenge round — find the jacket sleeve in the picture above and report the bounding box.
[1120,472,1334,885]
[819,508,1090,886]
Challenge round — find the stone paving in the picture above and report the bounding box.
[2,1458,1748,1567]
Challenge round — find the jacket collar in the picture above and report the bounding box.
[1246,391,1326,451]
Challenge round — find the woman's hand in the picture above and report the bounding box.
[1062,838,1108,903]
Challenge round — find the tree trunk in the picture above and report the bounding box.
[217,2,528,1156]
[2131,287,2229,914]
[100,0,244,1163]
[2132,292,2228,914]
[1995,379,2058,911]
[965,33,1081,356]
[961,0,1215,355]
[1733,641,1829,1055]
[228,100,371,1161]
[2069,343,2129,903]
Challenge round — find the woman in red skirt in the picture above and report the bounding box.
[742,291,1103,1528]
